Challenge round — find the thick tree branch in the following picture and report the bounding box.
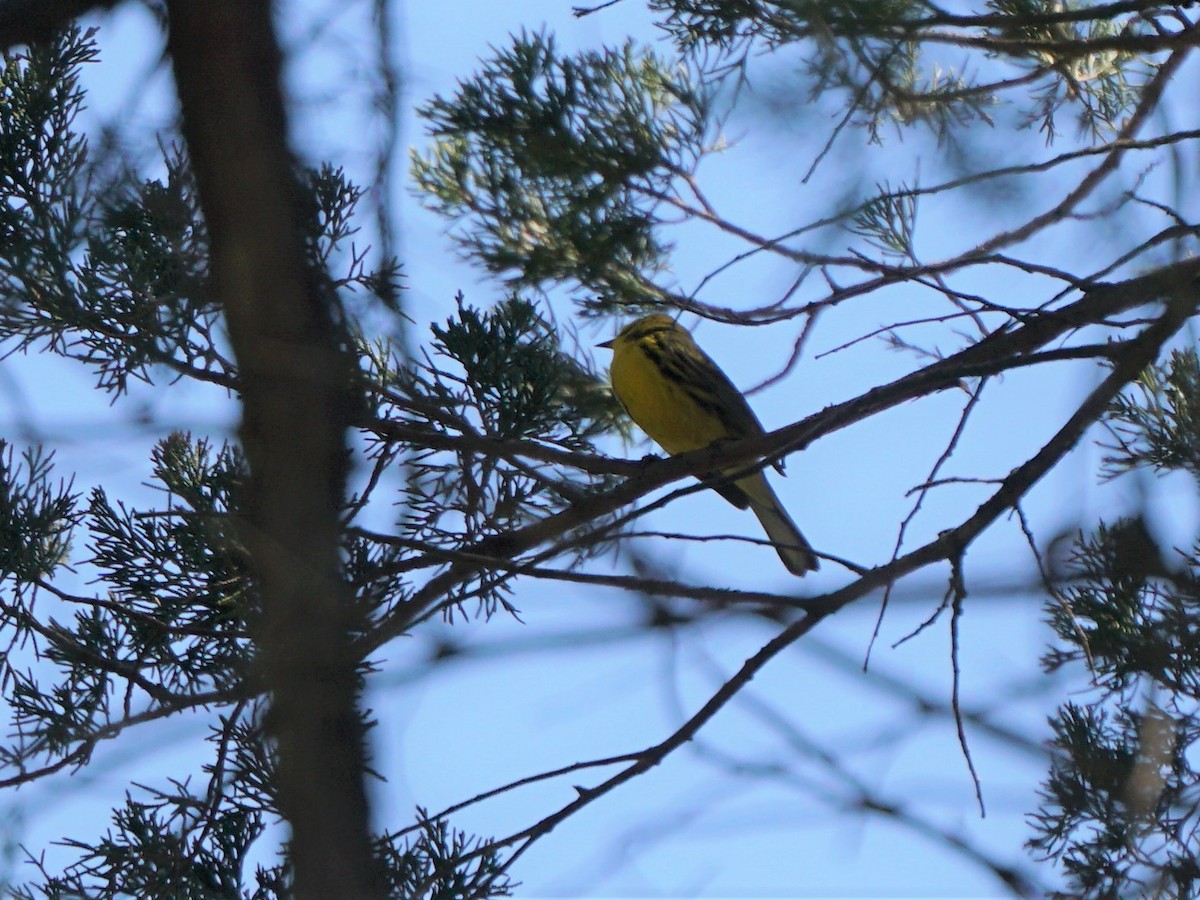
[0,0,116,51]
[164,2,382,897]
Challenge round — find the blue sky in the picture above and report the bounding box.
[3,1,1197,896]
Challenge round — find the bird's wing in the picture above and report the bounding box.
[660,342,764,440]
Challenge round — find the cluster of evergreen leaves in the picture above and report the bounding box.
[1030,350,1200,898]
[411,29,709,310]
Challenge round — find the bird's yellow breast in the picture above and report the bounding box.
[609,339,729,456]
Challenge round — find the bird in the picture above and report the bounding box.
[599,313,818,576]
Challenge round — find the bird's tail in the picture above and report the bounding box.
[738,471,819,576]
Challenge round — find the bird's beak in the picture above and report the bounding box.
[597,337,614,349]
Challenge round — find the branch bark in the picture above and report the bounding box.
[164,2,382,897]
[0,0,116,50]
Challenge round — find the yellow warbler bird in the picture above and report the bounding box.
[599,314,818,576]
